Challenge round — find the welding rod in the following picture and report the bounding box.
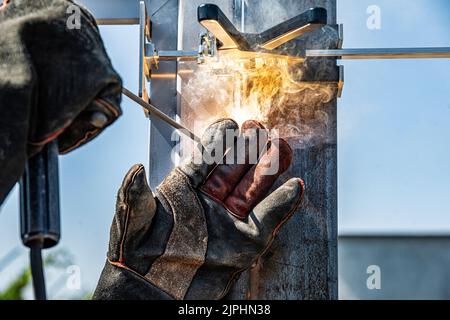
[122,87,201,143]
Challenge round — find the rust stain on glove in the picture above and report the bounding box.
[201,120,293,220]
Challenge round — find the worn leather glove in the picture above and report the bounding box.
[94,119,305,300]
[0,0,122,204]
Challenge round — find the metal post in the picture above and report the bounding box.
[178,0,338,299]
[227,0,339,300]
[146,0,180,189]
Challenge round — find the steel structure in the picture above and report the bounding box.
[28,0,447,300]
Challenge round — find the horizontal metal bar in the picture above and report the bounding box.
[306,47,450,59]
[77,0,141,22]
[96,18,139,25]
[156,50,199,61]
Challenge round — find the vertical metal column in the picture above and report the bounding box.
[147,0,180,188]
[178,0,338,299]
[227,0,339,300]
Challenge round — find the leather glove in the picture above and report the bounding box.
[0,0,122,204]
[94,119,305,300]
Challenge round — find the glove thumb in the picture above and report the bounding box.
[108,164,156,264]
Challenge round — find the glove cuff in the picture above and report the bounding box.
[93,261,173,300]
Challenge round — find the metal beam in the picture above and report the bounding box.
[77,0,141,24]
[307,47,450,59]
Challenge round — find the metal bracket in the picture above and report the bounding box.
[337,65,344,98]
[197,4,327,52]
[139,1,151,103]
[337,24,344,98]
[144,32,217,68]
[142,3,328,70]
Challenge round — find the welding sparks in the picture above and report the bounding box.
[180,50,335,147]
[227,103,263,127]
[226,61,285,126]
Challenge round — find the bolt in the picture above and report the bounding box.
[89,112,108,129]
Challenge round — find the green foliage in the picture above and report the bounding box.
[81,292,93,300]
[0,248,82,300]
[0,268,30,300]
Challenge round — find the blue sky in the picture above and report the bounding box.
[1,0,450,297]
[337,0,450,233]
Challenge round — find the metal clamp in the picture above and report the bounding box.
[197,3,327,52]
[140,3,328,72]
[144,32,217,68]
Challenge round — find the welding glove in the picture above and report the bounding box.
[94,118,305,300]
[0,0,122,204]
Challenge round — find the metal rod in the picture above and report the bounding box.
[30,240,46,300]
[96,18,139,25]
[306,47,450,59]
[156,50,198,61]
[122,87,202,143]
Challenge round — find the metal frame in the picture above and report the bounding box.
[80,0,180,188]
[79,0,450,101]
[69,0,450,300]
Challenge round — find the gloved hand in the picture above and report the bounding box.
[0,0,122,204]
[94,119,305,300]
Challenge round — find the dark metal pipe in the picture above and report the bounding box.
[20,140,60,300]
